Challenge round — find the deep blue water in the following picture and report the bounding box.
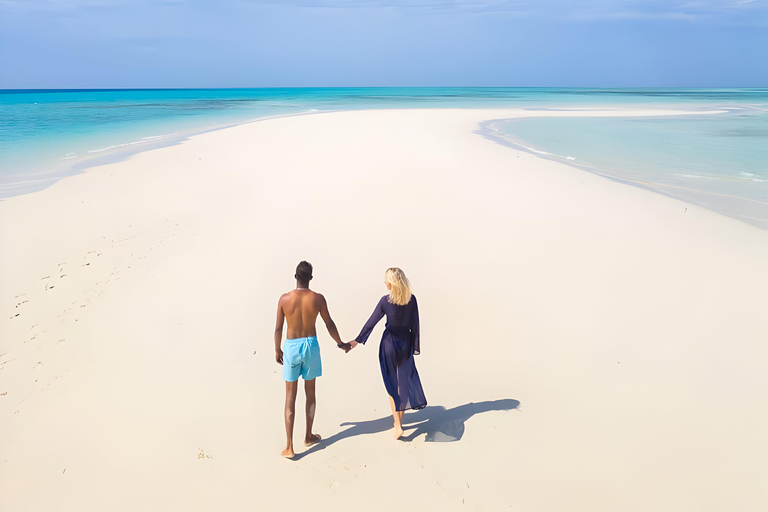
[1,88,767,226]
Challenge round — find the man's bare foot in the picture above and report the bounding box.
[281,447,295,459]
[304,433,322,447]
[394,426,404,440]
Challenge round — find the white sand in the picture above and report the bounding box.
[2,108,767,511]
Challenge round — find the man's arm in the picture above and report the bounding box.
[274,296,285,364]
[318,294,349,351]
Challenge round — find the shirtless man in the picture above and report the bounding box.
[274,261,350,458]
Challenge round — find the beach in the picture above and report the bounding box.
[2,108,767,511]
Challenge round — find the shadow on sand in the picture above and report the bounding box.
[296,398,520,460]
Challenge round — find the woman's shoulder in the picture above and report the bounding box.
[378,294,417,307]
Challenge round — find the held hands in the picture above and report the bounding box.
[337,340,359,353]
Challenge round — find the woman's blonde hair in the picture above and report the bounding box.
[385,267,412,306]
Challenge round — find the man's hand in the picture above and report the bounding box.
[276,349,283,365]
[337,342,351,353]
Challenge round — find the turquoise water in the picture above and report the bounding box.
[2,88,767,227]
[492,105,768,228]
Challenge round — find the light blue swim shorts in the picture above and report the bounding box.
[282,336,322,382]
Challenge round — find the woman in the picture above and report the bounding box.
[349,267,427,439]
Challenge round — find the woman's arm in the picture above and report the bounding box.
[411,295,420,355]
[354,297,386,345]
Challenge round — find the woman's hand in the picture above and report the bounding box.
[349,340,359,349]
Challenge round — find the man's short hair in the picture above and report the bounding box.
[296,261,313,282]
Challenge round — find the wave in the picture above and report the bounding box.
[87,133,176,153]
[673,173,721,180]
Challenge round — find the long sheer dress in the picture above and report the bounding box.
[355,294,427,411]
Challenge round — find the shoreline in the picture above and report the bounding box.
[6,104,760,232]
[0,108,327,200]
[3,87,765,201]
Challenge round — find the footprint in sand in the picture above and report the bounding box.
[11,296,29,319]
[30,330,47,341]
[81,250,103,267]
[0,355,14,369]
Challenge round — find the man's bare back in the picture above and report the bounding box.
[279,289,323,340]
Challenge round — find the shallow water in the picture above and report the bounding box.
[490,107,768,228]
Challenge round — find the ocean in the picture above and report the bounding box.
[1,88,766,227]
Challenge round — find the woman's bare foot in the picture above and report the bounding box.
[304,433,322,447]
[394,425,404,440]
[281,447,295,459]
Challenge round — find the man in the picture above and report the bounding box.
[274,261,350,458]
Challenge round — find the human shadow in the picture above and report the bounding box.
[400,399,520,442]
[295,398,520,460]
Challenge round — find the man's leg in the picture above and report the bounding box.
[304,378,321,446]
[282,380,299,458]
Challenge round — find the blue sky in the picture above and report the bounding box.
[1,0,766,88]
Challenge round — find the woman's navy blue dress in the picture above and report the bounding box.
[355,294,427,412]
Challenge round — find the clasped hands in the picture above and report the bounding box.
[337,340,359,353]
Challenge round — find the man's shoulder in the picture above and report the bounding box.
[279,290,300,302]
[283,289,325,300]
